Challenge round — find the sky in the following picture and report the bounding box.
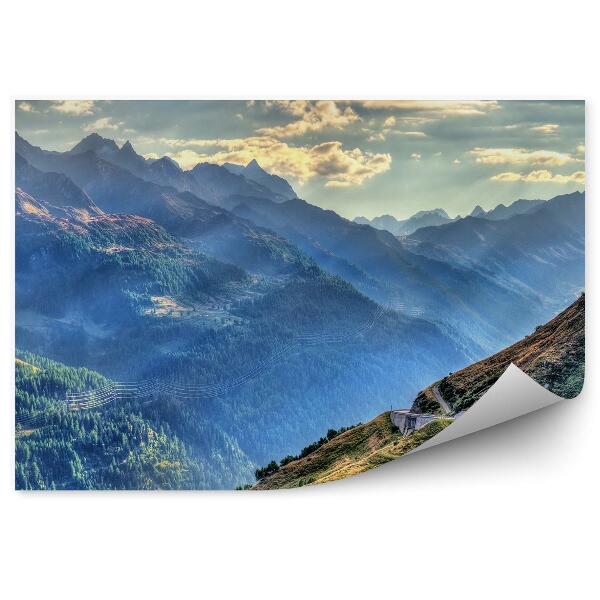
[15,100,585,220]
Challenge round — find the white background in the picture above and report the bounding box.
[1,1,597,598]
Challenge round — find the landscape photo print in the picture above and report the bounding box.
[14,99,585,490]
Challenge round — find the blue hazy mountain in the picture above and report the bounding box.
[408,191,584,310]
[470,205,486,217]
[223,159,297,201]
[16,133,582,355]
[14,132,585,489]
[356,199,548,238]
[225,195,552,353]
[480,198,545,220]
[353,208,455,236]
[16,184,471,488]
[16,138,308,277]
[41,132,295,204]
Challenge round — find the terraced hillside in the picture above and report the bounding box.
[253,295,584,489]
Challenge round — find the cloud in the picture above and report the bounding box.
[83,117,123,132]
[576,144,585,155]
[383,116,396,127]
[392,131,427,137]
[51,100,96,116]
[367,132,386,142]
[490,170,585,184]
[470,147,579,167]
[366,127,426,143]
[17,102,39,113]
[452,159,461,165]
[530,123,560,134]
[160,135,391,187]
[411,153,421,161]
[258,101,360,137]
[348,100,500,117]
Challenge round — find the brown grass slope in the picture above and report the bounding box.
[254,295,584,489]
[412,294,584,414]
[253,414,452,489]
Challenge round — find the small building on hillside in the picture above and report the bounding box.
[390,409,441,435]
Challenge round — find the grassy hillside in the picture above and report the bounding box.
[412,293,584,414]
[253,414,452,489]
[253,294,584,489]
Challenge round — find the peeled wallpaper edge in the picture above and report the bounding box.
[409,364,563,455]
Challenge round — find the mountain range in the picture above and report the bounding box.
[354,198,548,237]
[354,208,456,236]
[253,294,584,489]
[14,130,585,489]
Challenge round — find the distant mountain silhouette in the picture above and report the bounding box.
[353,208,454,236]
[409,191,584,309]
[15,135,308,277]
[223,159,297,201]
[482,198,545,220]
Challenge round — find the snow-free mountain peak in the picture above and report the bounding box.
[222,159,297,202]
[70,132,120,156]
[120,140,137,154]
[246,158,262,170]
[354,207,454,236]
[470,205,486,217]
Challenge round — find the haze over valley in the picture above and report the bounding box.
[15,100,585,489]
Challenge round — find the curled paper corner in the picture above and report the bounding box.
[410,363,565,455]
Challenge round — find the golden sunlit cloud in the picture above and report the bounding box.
[258,101,360,138]
[530,123,560,134]
[50,100,96,116]
[470,147,579,166]
[160,136,391,188]
[383,116,396,127]
[490,170,585,184]
[83,117,122,132]
[348,100,500,117]
[576,144,585,154]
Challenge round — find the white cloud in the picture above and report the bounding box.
[17,102,39,113]
[83,117,123,132]
[452,159,461,165]
[576,144,585,155]
[367,132,386,142]
[392,131,427,137]
[50,100,96,116]
[349,100,500,117]
[383,116,396,127]
[258,101,360,138]
[160,135,391,188]
[490,170,585,184]
[470,147,579,167]
[411,153,421,161]
[530,123,560,134]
